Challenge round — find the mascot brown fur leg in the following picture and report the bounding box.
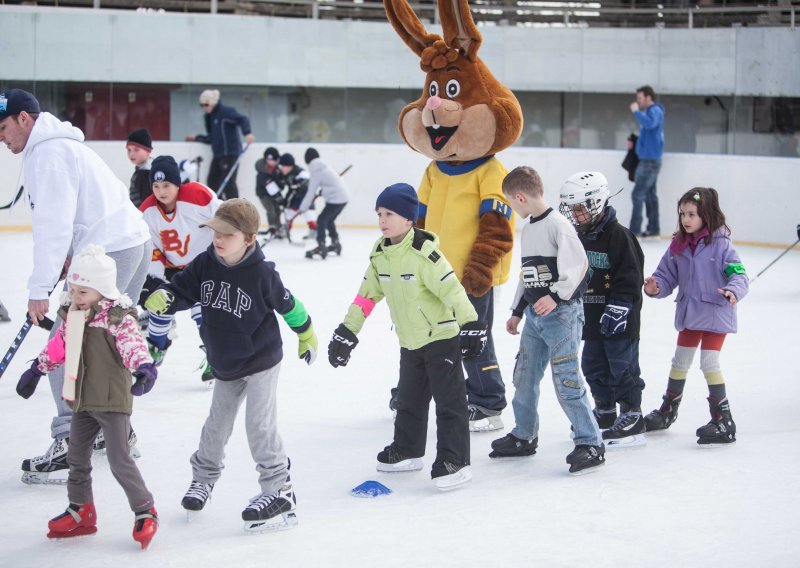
[461,212,513,297]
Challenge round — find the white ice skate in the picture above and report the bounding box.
[602,411,647,451]
[468,405,504,432]
[376,458,424,473]
[92,430,142,458]
[21,438,69,486]
[434,465,473,491]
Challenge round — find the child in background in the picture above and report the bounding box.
[490,166,605,475]
[327,183,487,491]
[145,198,318,533]
[559,172,646,449]
[254,146,286,238]
[643,187,748,446]
[16,246,159,549]
[126,128,153,208]
[278,153,317,240]
[139,155,221,383]
[300,147,350,260]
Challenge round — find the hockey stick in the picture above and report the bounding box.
[750,234,800,284]
[0,185,25,210]
[339,164,353,177]
[215,143,250,198]
[0,314,54,380]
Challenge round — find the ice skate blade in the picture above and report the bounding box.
[376,458,424,473]
[185,509,203,523]
[434,467,472,491]
[469,415,504,432]
[22,471,68,485]
[605,434,647,451]
[244,512,298,534]
[697,439,736,448]
[568,463,605,476]
[47,526,97,539]
[488,450,536,459]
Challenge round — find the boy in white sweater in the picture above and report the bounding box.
[489,166,605,475]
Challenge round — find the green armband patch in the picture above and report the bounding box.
[281,296,310,332]
[724,263,746,277]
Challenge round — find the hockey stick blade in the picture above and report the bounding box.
[0,315,54,380]
[0,185,24,210]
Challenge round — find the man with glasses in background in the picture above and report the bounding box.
[186,89,256,200]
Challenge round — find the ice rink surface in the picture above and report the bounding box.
[0,227,797,567]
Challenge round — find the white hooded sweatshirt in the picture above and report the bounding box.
[22,112,150,299]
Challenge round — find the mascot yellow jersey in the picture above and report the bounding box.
[418,156,514,286]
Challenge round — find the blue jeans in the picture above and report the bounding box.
[629,159,661,235]
[463,288,506,412]
[581,337,645,409]
[510,301,601,446]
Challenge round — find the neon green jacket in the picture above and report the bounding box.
[343,228,478,350]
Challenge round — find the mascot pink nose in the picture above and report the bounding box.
[426,96,442,110]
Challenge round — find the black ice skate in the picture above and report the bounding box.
[593,399,617,430]
[241,481,298,534]
[92,429,142,458]
[602,404,646,450]
[376,444,424,472]
[696,396,736,447]
[326,239,342,256]
[22,437,69,485]
[566,444,605,475]
[305,246,328,260]
[430,460,472,491]
[489,433,538,459]
[644,390,682,432]
[181,480,215,521]
[468,404,504,432]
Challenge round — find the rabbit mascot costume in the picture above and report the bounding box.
[384,0,523,432]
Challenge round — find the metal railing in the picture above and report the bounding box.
[0,1,797,29]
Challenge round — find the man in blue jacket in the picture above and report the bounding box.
[186,89,256,200]
[628,85,665,238]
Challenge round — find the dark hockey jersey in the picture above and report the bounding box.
[578,206,644,340]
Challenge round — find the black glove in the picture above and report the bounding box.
[17,360,45,399]
[460,321,488,359]
[599,301,632,337]
[328,323,359,368]
[138,274,168,310]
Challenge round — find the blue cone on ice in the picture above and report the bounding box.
[350,480,392,498]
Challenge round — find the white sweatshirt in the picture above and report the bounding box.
[299,158,350,211]
[22,113,150,299]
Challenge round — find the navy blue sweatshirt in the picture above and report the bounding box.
[195,101,252,158]
[161,244,310,381]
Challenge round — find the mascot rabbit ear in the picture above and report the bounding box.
[384,0,522,162]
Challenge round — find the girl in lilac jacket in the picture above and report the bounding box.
[642,187,748,446]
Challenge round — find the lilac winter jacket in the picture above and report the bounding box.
[648,231,749,334]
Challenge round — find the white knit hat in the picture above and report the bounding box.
[67,245,121,301]
[199,89,221,107]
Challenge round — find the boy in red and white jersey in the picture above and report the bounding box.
[139,155,221,382]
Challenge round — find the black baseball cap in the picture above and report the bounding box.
[0,89,41,121]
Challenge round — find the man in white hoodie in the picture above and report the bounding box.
[0,89,152,483]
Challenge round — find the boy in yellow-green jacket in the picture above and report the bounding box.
[327,183,487,491]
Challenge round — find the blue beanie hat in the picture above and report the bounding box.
[149,155,182,187]
[375,183,419,222]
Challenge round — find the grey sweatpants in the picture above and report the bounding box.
[68,410,154,512]
[48,242,152,439]
[190,363,288,496]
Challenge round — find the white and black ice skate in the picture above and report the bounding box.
[468,404,504,432]
[376,444,424,473]
[241,482,298,534]
[488,433,538,459]
[181,480,215,521]
[21,438,69,485]
[565,444,605,476]
[602,407,646,450]
[431,461,472,491]
[92,429,142,458]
